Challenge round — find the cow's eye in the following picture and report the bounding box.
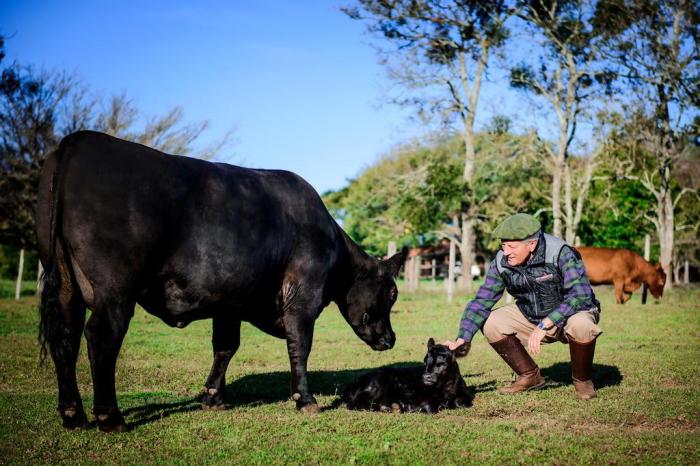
[362,313,370,325]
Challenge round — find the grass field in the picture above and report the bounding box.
[0,283,698,465]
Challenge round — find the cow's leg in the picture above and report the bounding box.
[51,299,88,429]
[84,299,134,432]
[613,280,625,304]
[283,303,320,414]
[202,315,241,410]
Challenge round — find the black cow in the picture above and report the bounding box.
[36,131,407,432]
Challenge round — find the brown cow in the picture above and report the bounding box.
[578,247,666,304]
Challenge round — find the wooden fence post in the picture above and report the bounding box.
[684,260,689,285]
[15,248,25,300]
[36,260,43,294]
[413,255,421,289]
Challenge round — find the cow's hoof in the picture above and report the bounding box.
[96,413,128,433]
[299,403,320,415]
[60,408,89,430]
[202,402,226,411]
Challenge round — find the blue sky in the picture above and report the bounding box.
[2,0,426,193]
[2,0,542,194]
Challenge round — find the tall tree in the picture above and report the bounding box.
[509,0,613,243]
[344,0,510,292]
[594,0,699,287]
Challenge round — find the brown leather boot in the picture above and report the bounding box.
[490,335,545,393]
[568,335,597,400]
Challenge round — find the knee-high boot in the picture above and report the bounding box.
[490,335,545,393]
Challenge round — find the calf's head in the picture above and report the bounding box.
[421,338,459,387]
[339,248,407,351]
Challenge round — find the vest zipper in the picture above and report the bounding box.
[515,266,540,316]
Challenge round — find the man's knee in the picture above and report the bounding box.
[565,313,602,343]
[484,316,510,343]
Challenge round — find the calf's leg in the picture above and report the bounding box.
[84,300,134,432]
[202,315,241,410]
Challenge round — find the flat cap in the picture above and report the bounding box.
[492,213,541,240]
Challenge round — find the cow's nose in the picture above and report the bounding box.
[378,336,394,350]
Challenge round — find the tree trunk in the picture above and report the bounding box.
[552,159,564,238]
[459,213,474,293]
[657,184,674,290]
[15,248,25,300]
[447,239,456,303]
[563,163,575,243]
[459,123,476,294]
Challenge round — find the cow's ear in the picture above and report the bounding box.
[385,247,408,278]
[427,337,435,349]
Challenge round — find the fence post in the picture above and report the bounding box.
[413,255,421,289]
[387,241,397,258]
[447,240,456,303]
[15,248,25,300]
[36,260,43,294]
[642,234,650,304]
[684,260,689,285]
[431,259,436,284]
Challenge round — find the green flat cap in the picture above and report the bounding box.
[493,213,541,240]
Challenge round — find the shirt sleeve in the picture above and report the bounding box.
[457,261,505,342]
[547,246,598,327]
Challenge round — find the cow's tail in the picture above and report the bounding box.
[38,144,67,365]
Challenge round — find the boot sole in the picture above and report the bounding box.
[498,380,546,394]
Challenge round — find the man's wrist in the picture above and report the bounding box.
[537,319,553,330]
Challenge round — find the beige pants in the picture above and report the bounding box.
[483,304,602,345]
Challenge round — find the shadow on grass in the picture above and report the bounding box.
[119,363,621,428]
[540,362,622,389]
[121,362,489,427]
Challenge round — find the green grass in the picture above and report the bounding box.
[0,285,698,465]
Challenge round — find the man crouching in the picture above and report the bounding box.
[444,213,602,400]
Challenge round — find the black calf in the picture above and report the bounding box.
[344,338,472,413]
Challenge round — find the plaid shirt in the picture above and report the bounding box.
[457,246,599,342]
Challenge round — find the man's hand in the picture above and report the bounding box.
[443,338,471,358]
[528,327,546,355]
[528,318,554,355]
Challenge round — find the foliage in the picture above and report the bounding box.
[0,37,233,259]
[343,0,510,126]
[324,130,554,256]
[0,287,699,463]
[323,144,423,255]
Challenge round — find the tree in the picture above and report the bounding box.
[344,0,510,292]
[595,0,699,286]
[509,0,614,244]
[0,38,234,297]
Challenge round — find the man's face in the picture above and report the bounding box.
[501,239,538,266]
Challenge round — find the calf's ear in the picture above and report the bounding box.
[384,247,409,278]
[427,337,435,349]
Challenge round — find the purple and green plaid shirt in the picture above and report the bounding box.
[457,246,599,342]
